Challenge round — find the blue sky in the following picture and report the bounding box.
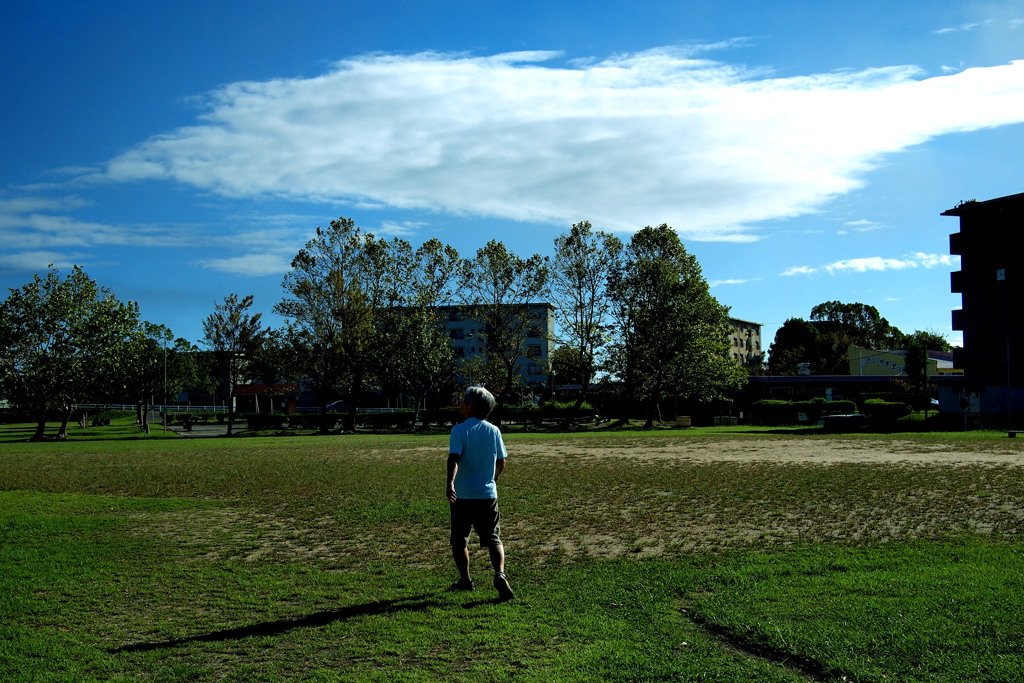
[3,1,1024,354]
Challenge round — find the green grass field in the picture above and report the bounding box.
[2,420,1023,681]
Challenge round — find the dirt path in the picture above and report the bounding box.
[507,436,1024,466]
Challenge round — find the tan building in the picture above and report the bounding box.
[728,317,763,368]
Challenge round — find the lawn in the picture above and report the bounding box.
[2,423,1023,681]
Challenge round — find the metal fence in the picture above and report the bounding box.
[74,403,230,414]
[74,403,406,415]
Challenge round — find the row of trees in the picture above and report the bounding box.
[205,218,745,430]
[767,301,952,393]
[0,267,207,439]
[1,218,746,436]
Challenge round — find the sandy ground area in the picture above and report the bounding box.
[138,435,1024,565]
[506,436,1024,466]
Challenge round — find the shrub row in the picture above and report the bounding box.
[750,399,857,426]
[860,392,934,412]
[237,403,602,432]
[750,398,915,428]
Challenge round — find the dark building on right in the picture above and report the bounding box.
[943,191,1024,426]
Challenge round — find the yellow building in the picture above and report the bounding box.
[846,345,954,378]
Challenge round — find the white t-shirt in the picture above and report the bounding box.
[449,417,507,499]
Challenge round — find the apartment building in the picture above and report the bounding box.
[728,317,763,368]
[943,191,1024,422]
[438,303,554,387]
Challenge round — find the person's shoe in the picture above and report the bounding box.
[494,572,514,601]
[448,578,474,592]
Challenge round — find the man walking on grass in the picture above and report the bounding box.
[446,386,514,601]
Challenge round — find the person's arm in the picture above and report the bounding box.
[494,457,506,480]
[446,452,460,502]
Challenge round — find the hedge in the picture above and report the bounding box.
[750,399,858,426]
[860,398,912,425]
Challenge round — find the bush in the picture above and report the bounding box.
[89,410,133,426]
[862,392,933,412]
[244,413,288,430]
[498,405,541,425]
[794,399,857,423]
[287,414,337,431]
[424,407,462,427]
[750,399,858,426]
[539,401,598,421]
[860,399,912,427]
[356,411,414,430]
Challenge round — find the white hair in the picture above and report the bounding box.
[463,386,496,418]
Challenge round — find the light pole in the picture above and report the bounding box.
[162,337,167,432]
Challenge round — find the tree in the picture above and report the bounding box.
[767,317,820,375]
[202,293,267,436]
[547,345,589,388]
[276,218,385,432]
[120,324,205,433]
[120,322,172,433]
[901,329,952,400]
[901,329,952,353]
[0,266,140,440]
[551,221,623,422]
[810,301,902,349]
[607,225,745,427]
[457,240,550,419]
[768,301,914,375]
[375,238,461,429]
[809,301,903,372]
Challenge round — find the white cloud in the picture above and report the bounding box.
[934,20,990,34]
[841,219,884,233]
[783,252,960,277]
[911,252,958,268]
[710,277,761,286]
[0,250,85,272]
[934,16,1024,34]
[780,266,818,277]
[0,195,191,250]
[197,253,293,276]
[94,49,1024,241]
[377,220,429,237]
[826,256,918,273]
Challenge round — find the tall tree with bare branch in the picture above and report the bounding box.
[202,293,267,436]
[551,221,622,422]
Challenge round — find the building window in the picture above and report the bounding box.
[454,347,465,358]
[527,363,543,375]
[526,344,542,358]
[450,328,465,340]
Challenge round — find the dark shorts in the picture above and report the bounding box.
[450,498,502,548]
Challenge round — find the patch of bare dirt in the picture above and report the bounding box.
[506,437,1024,466]
[131,437,1024,567]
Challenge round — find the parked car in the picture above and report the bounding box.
[819,414,868,432]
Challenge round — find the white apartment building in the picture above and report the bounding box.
[439,303,555,387]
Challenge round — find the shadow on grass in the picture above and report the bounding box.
[109,591,510,654]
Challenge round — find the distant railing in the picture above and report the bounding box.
[74,403,406,414]
[75,403,230,414]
